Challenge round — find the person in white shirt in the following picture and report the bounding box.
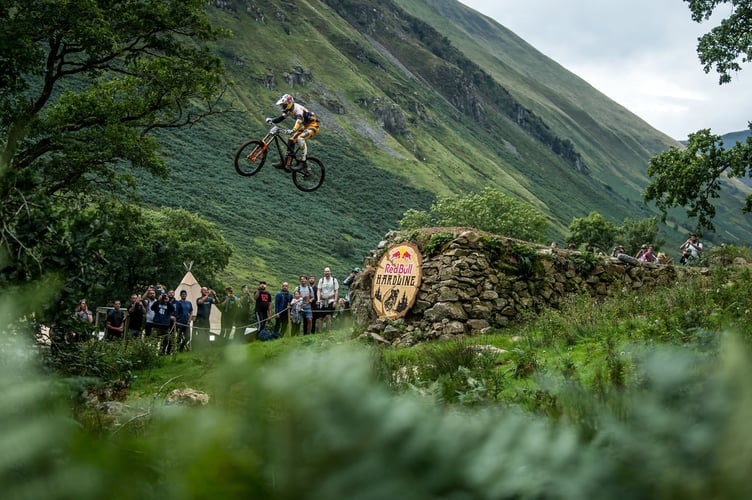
[679,233,703,264]
[316,267,339,332]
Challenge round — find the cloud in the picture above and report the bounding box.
[458,0,751,139]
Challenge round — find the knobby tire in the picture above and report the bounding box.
[292,157,325,192]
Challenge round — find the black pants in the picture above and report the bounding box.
[192,317,210,349]
[274,310,289,335]
[256,309,270,332]
[176,324,190,351]
[154,325,172,355]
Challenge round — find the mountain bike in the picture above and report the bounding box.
[233,125,325,192]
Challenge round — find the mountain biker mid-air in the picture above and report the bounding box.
[266,94,320,169]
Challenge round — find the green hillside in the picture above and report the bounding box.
[143,0,752,285]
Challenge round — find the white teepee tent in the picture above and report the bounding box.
[175,269,221,335]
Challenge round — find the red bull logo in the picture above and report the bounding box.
[390,246,413,263]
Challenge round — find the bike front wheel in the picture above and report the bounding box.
[292,157,325,192]
[234,139,267,176]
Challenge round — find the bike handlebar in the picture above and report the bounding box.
[268,125,293,136]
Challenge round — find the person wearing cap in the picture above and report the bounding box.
[174,289,194,351]
[635,244,649,261]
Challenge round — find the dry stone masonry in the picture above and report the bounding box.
[351,228,679,347]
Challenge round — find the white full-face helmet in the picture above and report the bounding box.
[276,93,294,112]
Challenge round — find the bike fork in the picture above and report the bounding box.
[248,144,267,162]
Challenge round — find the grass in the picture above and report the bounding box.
[125,323,357,400]
[120,250,752,418]
[8,256,752,498]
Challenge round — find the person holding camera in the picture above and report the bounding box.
[254,281,274,333]
[195,286,217,337]
[679,233,703,265]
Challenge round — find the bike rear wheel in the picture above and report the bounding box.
[234,139,267,176]
[292,157,325,192]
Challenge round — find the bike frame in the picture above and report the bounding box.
[248,126,296,163]
[234,123,325,192]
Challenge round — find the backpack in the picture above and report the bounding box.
[257,329,280,341]
[295,285,314,303]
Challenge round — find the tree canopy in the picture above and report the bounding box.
[0,0,230,323]
[687,0,752,85]
[567,212,618,253]
[644,0,752,232]
[399,188,549,242]
[567,212,662,255]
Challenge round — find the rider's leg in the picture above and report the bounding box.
[297,124,319,162]
[297,136,307,161]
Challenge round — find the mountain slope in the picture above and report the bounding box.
[143,0,751,286]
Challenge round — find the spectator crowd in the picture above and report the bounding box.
[69,267,361,354]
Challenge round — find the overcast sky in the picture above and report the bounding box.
[458,0,750,140]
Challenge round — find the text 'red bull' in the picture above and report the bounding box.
[384,263,413,274]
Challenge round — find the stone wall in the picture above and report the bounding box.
[350,228,681,347]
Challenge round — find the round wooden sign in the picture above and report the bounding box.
[371,242,422,320]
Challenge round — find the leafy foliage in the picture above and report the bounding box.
[398,208,433,231]
[398,187,549,242]
[568,211,663,255]
[567,211,619,251]
[7,331,752,498]
[0,0,229,325]
[8,250,752,498]
[423,231,455,257]
[100,204,232,306]
[509,242,539,277]
[619,215,664,255]
[645,128,752,231]
[644,2,752,231]
[687,0,752,84]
